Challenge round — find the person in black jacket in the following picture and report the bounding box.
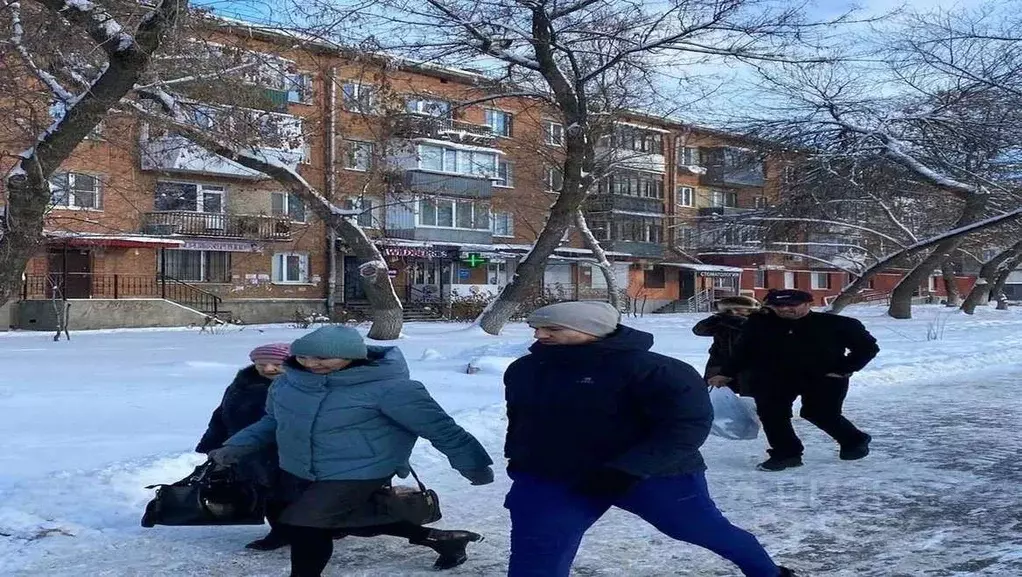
[503,301,797,577]
[692,295,760,395]
[710,289,880,472]
[197,342,290,550]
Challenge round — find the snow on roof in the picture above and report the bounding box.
[413,138,506,155]
[661,263,744,273]
[377,239,632,257]
[44,232,186,246]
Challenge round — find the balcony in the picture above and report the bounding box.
[390,113,496,146]
[140,134,303,179]
[142,211,293,241]
[699,147,766,187]
[599,240,665,259]
[394,169,493,200]
[698,206,755,218]
[586,194,664,215]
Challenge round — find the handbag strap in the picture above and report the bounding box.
[407,466,428,493]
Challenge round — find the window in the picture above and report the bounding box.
[546,167,563,192]
[754,196,769,209]
[484,109,514,137]
[495,160,514,188]
[50,172,101,209]
[784,271,797,289]
[342,82,376,113]
[680,146,701,166]
[610,126,663,155]
[589,219,610,241]
[155,182,224,213]
[417,198,491,230]
[300,139,312,165]
[415,144,497,177]
[405,97,451,117]
[927,275,937,293]
[164,250,231,283]
[345,197,378,228]
[545,121,564,146]
[710,190,737,208]
[272,252,310,284]
[755,269,768,289]
[602,171,663,198]
[492,211,515,237]
[677,186,694,207]
[343,140,373,171]
[811,272,831,290]
[616,217,662,244]
[271,192,307,222]
[676,225,695,248]
[286,72,314,104]
[644,267,666,289]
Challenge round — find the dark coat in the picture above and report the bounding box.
[195,365,274,454]
[721,310,880,392]
[503,326,712,483]
[692,313,748,385]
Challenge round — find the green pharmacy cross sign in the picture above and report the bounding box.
[462,253,489,268]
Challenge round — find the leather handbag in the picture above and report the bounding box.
[341,467,443,527]
[141,462,266,527]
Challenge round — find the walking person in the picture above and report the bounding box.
[710,289,879,471]
[503,301,797,577]
[692,295,760,396]
[196,342,291,551]
[208,325,494,576]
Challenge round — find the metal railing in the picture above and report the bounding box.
[143,211,293,240]
[22,273,222,316]
[655,288,714,314]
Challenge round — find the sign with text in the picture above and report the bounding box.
[177,240,261,253]
[383,247,448,259]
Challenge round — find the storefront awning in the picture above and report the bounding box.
[45,233,185,249]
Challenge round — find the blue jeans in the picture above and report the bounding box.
[505,471,780,577]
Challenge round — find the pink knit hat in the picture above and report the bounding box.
[249,343,290,365]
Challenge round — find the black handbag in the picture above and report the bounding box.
[141,462,266,528]
[341,468,443,528]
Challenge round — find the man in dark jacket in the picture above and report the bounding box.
[197,342,290,550]
[710,289,880,471]
[692,295,760,395]
[503,301,797,577]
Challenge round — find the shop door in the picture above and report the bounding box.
[342,256,368,301]
[410,260,442,302]
[679,270,696,300]
[47,248,92,298]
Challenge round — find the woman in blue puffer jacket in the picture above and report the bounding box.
[209,325,494,577]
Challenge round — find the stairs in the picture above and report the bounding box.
[653,289,714,314]
[334,301,445,322]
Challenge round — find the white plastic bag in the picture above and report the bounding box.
[708,387,760,441]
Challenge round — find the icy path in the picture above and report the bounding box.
[2,308,1022,576]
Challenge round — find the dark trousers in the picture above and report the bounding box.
[505,472,780,577]
[287,522,431,577]
[754,376,868,458]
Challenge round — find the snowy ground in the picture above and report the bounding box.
[2,305,1022,576]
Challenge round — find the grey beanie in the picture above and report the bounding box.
[527,301,621,337]
[291,325,368,359]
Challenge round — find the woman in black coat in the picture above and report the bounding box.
[197,343,290,550]
[692,296,760,396]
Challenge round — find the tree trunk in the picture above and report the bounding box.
[888,195,987,319]
[574,210,621,309]
[940,258,960,307]
[961,239,1022,315]
[991,253,1022,311]
[0,177,50,310]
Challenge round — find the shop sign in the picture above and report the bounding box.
[698,271,740,279]
[382,247,447,259]
[178,239,261,252]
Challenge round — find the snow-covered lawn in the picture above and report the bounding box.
[2,305,1022,576]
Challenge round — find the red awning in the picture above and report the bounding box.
[45,234,185,249]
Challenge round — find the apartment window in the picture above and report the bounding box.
[405,97,451,117]
[680,146,701,166]
[416,144,496,177]
[418,198,490,230]
[300,139,312,165]
[754,196,769,209]
[341,82,376,113]
[810,272,831,290]
[616,218,662,244]
[484,109,513,137]
[784,271,797,289]
[611,126,663,155]
[755,270,768,289]
[50,172,101,209]
[927,275,937,293]
[286,72,314,104]
[644,266,666,289]
[155,182,224,213]
[495,160,515,188]
[710,190,738,208]
[272,252,310,284]
[492,211,515,237]
[343,140,373,171]
[164,250,231,283]
[546,167,564,192]
[545,121,564,146]
[677,186,694,207]
[589,219,611,241]
[345,197,378,228]
[676,225,695,248]
[271,192,307,223]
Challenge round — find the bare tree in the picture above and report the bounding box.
[960,238,1022,314]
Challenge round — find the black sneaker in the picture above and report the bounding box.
[412,529,483,570]
[245,530,289,551]
[840,434,872,461]
[779,567,800,576]
[758,456,803,471]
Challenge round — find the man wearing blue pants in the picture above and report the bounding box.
[503,301,797,577]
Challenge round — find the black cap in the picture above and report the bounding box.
[764,289,814,306]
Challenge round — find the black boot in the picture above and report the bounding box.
[840,434,871,461]
[411,529,483,570]
[779,567,800,576]
[245,529,289,551]
[758,456,803,472]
